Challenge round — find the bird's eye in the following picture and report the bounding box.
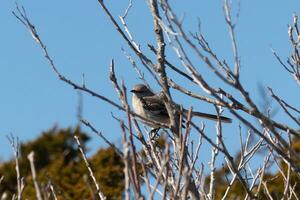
[133,90,143,93]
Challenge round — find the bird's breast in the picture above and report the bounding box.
[132,95,146,116]
[132,94,169,128]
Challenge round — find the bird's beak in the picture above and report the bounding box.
[130,89,135,93]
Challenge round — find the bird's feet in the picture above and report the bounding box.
[150,128,160,140]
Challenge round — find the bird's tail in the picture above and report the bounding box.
[190,111,232,123]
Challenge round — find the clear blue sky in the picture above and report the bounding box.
[1,0,300,163]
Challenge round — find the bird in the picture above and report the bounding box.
[130,84,232,129]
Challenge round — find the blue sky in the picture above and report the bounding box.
[1,0,300,165]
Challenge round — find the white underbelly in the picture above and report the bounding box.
[132,95,169,128]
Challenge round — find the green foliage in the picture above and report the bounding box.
[90,148,124,200]
[0,126,124,200]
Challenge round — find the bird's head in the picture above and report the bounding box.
[131,84,153,97]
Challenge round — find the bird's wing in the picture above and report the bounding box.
[141,95,169,116]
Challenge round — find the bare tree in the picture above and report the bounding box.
[10,0,300,199]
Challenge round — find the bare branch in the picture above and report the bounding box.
[7,135,24,200]
[80,119,123,156]
[27,152,43,200]
[74,135,106,200]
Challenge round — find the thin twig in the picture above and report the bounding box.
[74,135,106,200]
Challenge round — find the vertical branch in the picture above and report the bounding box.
[283,135,292,199]
[48,181,58,200]
[120,122,131,200]
[224,0,240,78]
[7,135,24,200]
[27,152,43,200]
[109,59,142,198]
[121,82,142,198]
[208,121,221,200]
[149,0,179,135]
[149,0,168,93]
[162,163,170,200]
